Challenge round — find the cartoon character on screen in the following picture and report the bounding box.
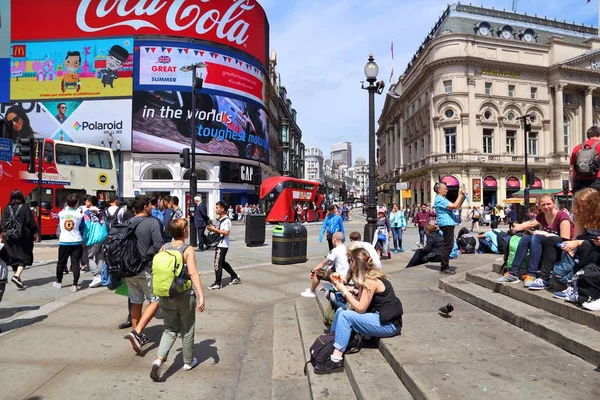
[99,45,129,88]
[61,51,81,93]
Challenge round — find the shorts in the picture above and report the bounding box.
[125,270,157,304]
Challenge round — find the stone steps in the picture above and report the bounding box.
[467,265,600,332]
[440,271,600,366]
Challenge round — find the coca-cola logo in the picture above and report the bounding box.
[76,0,255,45]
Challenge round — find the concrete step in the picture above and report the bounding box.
[294,298,357,400]
[440,276,600,366]
[272,302,311,400]
[466,266,600,332]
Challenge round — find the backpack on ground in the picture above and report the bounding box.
[573,263,600,304]
[103,219,145,278]
[3,205,23,240]
[575,141,600,177]
[152,243,192,297]
[303,332,362,374]
[458,234,476,254]
[104,206,122,232]
[553,251,576,285]
[492,230,509,254]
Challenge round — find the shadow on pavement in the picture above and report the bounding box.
[20,276,58,289]
[0,305,40,319]
[159,339,220,382]
[0,315,48,334]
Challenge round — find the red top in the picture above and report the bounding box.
[536,211,573,239]
[570,138,600,179]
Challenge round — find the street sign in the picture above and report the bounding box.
[401,189,412,199]
[396,182,408,190]
[0,138,13,162]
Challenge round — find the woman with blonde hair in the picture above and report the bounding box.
[314,248,403,374]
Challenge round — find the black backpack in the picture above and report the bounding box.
[303,332,362,374]
[575,263,600,304]
[574,141,600,177]
[104,206,122,232]
[3,205,23,240]
[205,217,225,249]
[492,230,508,254]
[458,235,476,254]
[103,219,145,278]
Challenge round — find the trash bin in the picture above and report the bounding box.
[245,214,266,247]
[272,222,308,265]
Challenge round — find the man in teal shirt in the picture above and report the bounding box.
[434,183,466,274]
[319,205,345,251]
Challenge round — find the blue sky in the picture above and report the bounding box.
[259,0,599,164]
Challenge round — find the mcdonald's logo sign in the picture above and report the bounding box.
[11,45,26,58]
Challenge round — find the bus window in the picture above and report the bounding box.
[96,190,116,203]
[44,142,54,163]
[88,148,113,169]
[56,143,86,166]
[56,189,86,208]
[25,188,53,208]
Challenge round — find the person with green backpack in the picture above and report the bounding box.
[150,218,205,382]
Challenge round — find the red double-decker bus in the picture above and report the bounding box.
[260,177,325,223]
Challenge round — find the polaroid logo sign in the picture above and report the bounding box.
[72,120,124,132]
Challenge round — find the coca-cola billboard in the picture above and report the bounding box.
[11,0,269,67]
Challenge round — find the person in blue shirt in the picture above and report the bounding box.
[151,197,164,224]
[477,221,502,254]
[388,203,407,253]
[319,204,345,251]
[434,183,466,274]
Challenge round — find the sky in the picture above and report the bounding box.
[259,0,599,164]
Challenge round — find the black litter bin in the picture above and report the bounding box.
[272,223,308,265]
[245,214,266,247]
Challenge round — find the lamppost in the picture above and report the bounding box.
[106,133,122,199]
[362,53,385,241]
[180,61,207,247]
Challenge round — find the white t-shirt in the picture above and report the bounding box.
[360,241,382,269]
[106,205,125,224]
[327,244,350,280]
[217,217,232,248]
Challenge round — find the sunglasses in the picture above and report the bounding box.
[8,116,20,124]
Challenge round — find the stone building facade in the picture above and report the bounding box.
[377,3,600,207]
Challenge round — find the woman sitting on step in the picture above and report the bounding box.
[314,248,403,375]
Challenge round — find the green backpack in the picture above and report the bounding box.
[507,235,529,273]
[152,243,192,297]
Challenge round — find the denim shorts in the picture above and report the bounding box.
[125,270,157,304]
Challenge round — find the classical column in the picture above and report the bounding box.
[554,83,565,154]
[467,76,477,151]
[398,117,404,166]
[585,86,595,140]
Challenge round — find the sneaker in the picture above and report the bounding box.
[301,290,316,298]
[314,358,344,375]
[522,275,535,287]
[140,333,149,346]
[150,359,163,382]
[118,320,132,330]
[393,249,398,254]
[11,276,24,289]
[183,357,199,371]
[71,285,78,293]
[127,330,142,354]
[582,298,600,311]
[496,273,519,284]
[399,247,405,253]
[63,269,70,275]
[89,276,103,288]
[528,278,550,290]
[440,267,456,275]
[553,286,577,303]
[229,277,241,285]
[53,282,62,289]
[207,283,222,290]
[416,242,424,249]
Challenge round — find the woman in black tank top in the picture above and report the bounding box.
[314,248,403,375]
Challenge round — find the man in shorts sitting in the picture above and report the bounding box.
[301,232,349,298]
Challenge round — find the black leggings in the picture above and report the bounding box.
[538,236,563,281]
[439,225,455,269]
[406,249,442,268]
[56,245,82,285]
[213,247,238,285]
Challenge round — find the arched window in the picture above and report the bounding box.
[563,116,570,154]
[183,168,209,181]
[143,167,173,180]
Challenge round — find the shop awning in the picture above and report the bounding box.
[511,188,571,197]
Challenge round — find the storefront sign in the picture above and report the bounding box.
[441,175,459,187]
[0,0,9,58]
[483,175,497,188]
[1,99,133,149]
[506,176,520,188]
[532,177,543,188]
[11,0,269,67]
[482,68,520,79]
[472,178,481,202]
[401,189,412,199]
[220,161,259,185]
[10,38,134,101]
[136,40,266,105]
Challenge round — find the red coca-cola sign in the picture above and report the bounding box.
[11,0,269,66]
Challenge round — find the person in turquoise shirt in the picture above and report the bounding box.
[389,203,407,253]
[319,204,345,251]
[434,183,466,274]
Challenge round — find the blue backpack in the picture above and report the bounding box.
[553,251,576,285]
[83,210,108,247]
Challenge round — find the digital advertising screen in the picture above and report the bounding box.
[10,37,134,101]
[1,99,133,150]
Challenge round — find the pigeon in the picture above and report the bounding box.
[438,303,454,318]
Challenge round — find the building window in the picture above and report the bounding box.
[443,80,452,93]
[508,85,515,97]
[507,112,515,121]
[506,130,516,154]
[531,87,537,99]
[444,127,457,153]
[281,124,288,143]
[485,82,492,95]
[563,117,570,154]
[564,93,572,105]
[444,109,454,118]
[528,132,538,156]
[143,167,173,180]
[483,129,494,154]
[593,96,599,108]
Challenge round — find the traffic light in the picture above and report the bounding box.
[17,137,36,173]
[179,148,190,168]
